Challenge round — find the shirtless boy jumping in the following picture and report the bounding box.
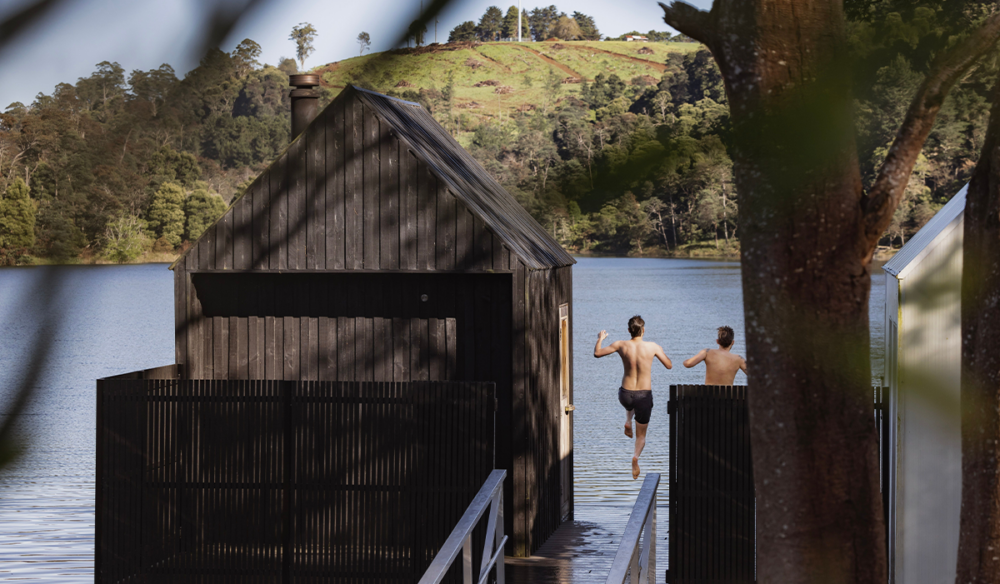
[594,315,672,480]
[682,326,748,385]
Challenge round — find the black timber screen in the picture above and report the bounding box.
[667,385,890,583]
[96,377,495,584]
[668,385,755,584]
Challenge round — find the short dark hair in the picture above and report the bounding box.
[628,315,645,338]
[717,326,735,348]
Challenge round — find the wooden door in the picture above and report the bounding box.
[559,304,572,520]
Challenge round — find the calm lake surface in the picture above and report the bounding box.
[0,258,885,580]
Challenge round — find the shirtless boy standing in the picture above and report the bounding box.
[682,326,748,385]
[593,315,672,480]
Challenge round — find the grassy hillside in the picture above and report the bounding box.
[314,40,696,114]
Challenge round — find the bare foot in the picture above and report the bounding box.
[632,456,640,480]
[624,423,633,438]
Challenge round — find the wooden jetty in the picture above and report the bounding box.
[505,504,668,583]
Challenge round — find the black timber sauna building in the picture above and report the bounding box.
[170,84,576,556]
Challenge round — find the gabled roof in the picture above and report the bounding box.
[172,86,574,272]
[352,86,574,270]
[883,184,966,280]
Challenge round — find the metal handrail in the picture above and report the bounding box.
[418,469,508,584]
[606,473,660,584]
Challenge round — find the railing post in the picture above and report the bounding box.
[463,534,473,584]
[649,503,656,582]
[606,473,660,584]
[495,489,506,584]
[419,470,507,584]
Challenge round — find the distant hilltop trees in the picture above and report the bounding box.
[449,5,600,42]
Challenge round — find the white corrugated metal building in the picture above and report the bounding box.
[883,185,966,584]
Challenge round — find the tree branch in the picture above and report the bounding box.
[659,1,715,46]
[864,13,1000,244]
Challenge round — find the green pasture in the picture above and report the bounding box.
[315,40,705,118]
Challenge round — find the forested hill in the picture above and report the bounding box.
[0,14,993,265]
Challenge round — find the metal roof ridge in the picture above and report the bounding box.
[355,87,576,269]
[351,85,422,107]
[883,184,967,279]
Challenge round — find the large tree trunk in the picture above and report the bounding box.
[703,5,882,581]
[660,2,1000,582]
[956,81,1000,584]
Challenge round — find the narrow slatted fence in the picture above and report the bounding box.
[666,385,890,583]
[96,373,495,584]
[667,385,755,584]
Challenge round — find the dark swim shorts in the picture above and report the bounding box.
[618,387,654,425]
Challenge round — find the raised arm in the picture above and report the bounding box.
[655,344,673,369]
[683,349,708,368]
[594,330,618,358]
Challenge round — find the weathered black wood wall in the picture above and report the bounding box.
[96,375,495,584]
[515,266,572,555]
[171,87,572,557]
[174,93,513,382]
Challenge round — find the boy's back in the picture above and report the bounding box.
[616,338,668,390]
[682,325,747,385]
[703,348,746,385]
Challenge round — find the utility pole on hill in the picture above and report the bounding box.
[435,19,438,43]
[518,0,522,42]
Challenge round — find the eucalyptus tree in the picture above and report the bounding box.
[231,39,262,78]
[289,22,317,71]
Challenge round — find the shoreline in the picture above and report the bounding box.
[3,246,901,267]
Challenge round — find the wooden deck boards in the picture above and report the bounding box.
[505,504,668,583]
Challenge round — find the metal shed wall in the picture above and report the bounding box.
[884,205,964,584]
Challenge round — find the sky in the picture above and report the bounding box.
[0,0,714,110]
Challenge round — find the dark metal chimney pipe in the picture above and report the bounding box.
[289,74,320,141]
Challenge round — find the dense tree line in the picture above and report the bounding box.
[449,5,599,42]
[426,9,992,257]
[410,14,984,254]
[0,39,297,264]
[0,5,992,264]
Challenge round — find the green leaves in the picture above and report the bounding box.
[147,182,185,248]
[449,21,477,43]
[184,187,227,242]
[101,212,148,263]
[0,178,36,253]
[477,6,504,42]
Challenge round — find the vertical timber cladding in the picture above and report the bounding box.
[514,265,573,555]
[668,385,756,583]
[176,90,518,384]
[95,378,495,583]
[188,272,508,387]
[171,85,576,558]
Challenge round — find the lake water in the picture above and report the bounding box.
[0,258,885,580]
